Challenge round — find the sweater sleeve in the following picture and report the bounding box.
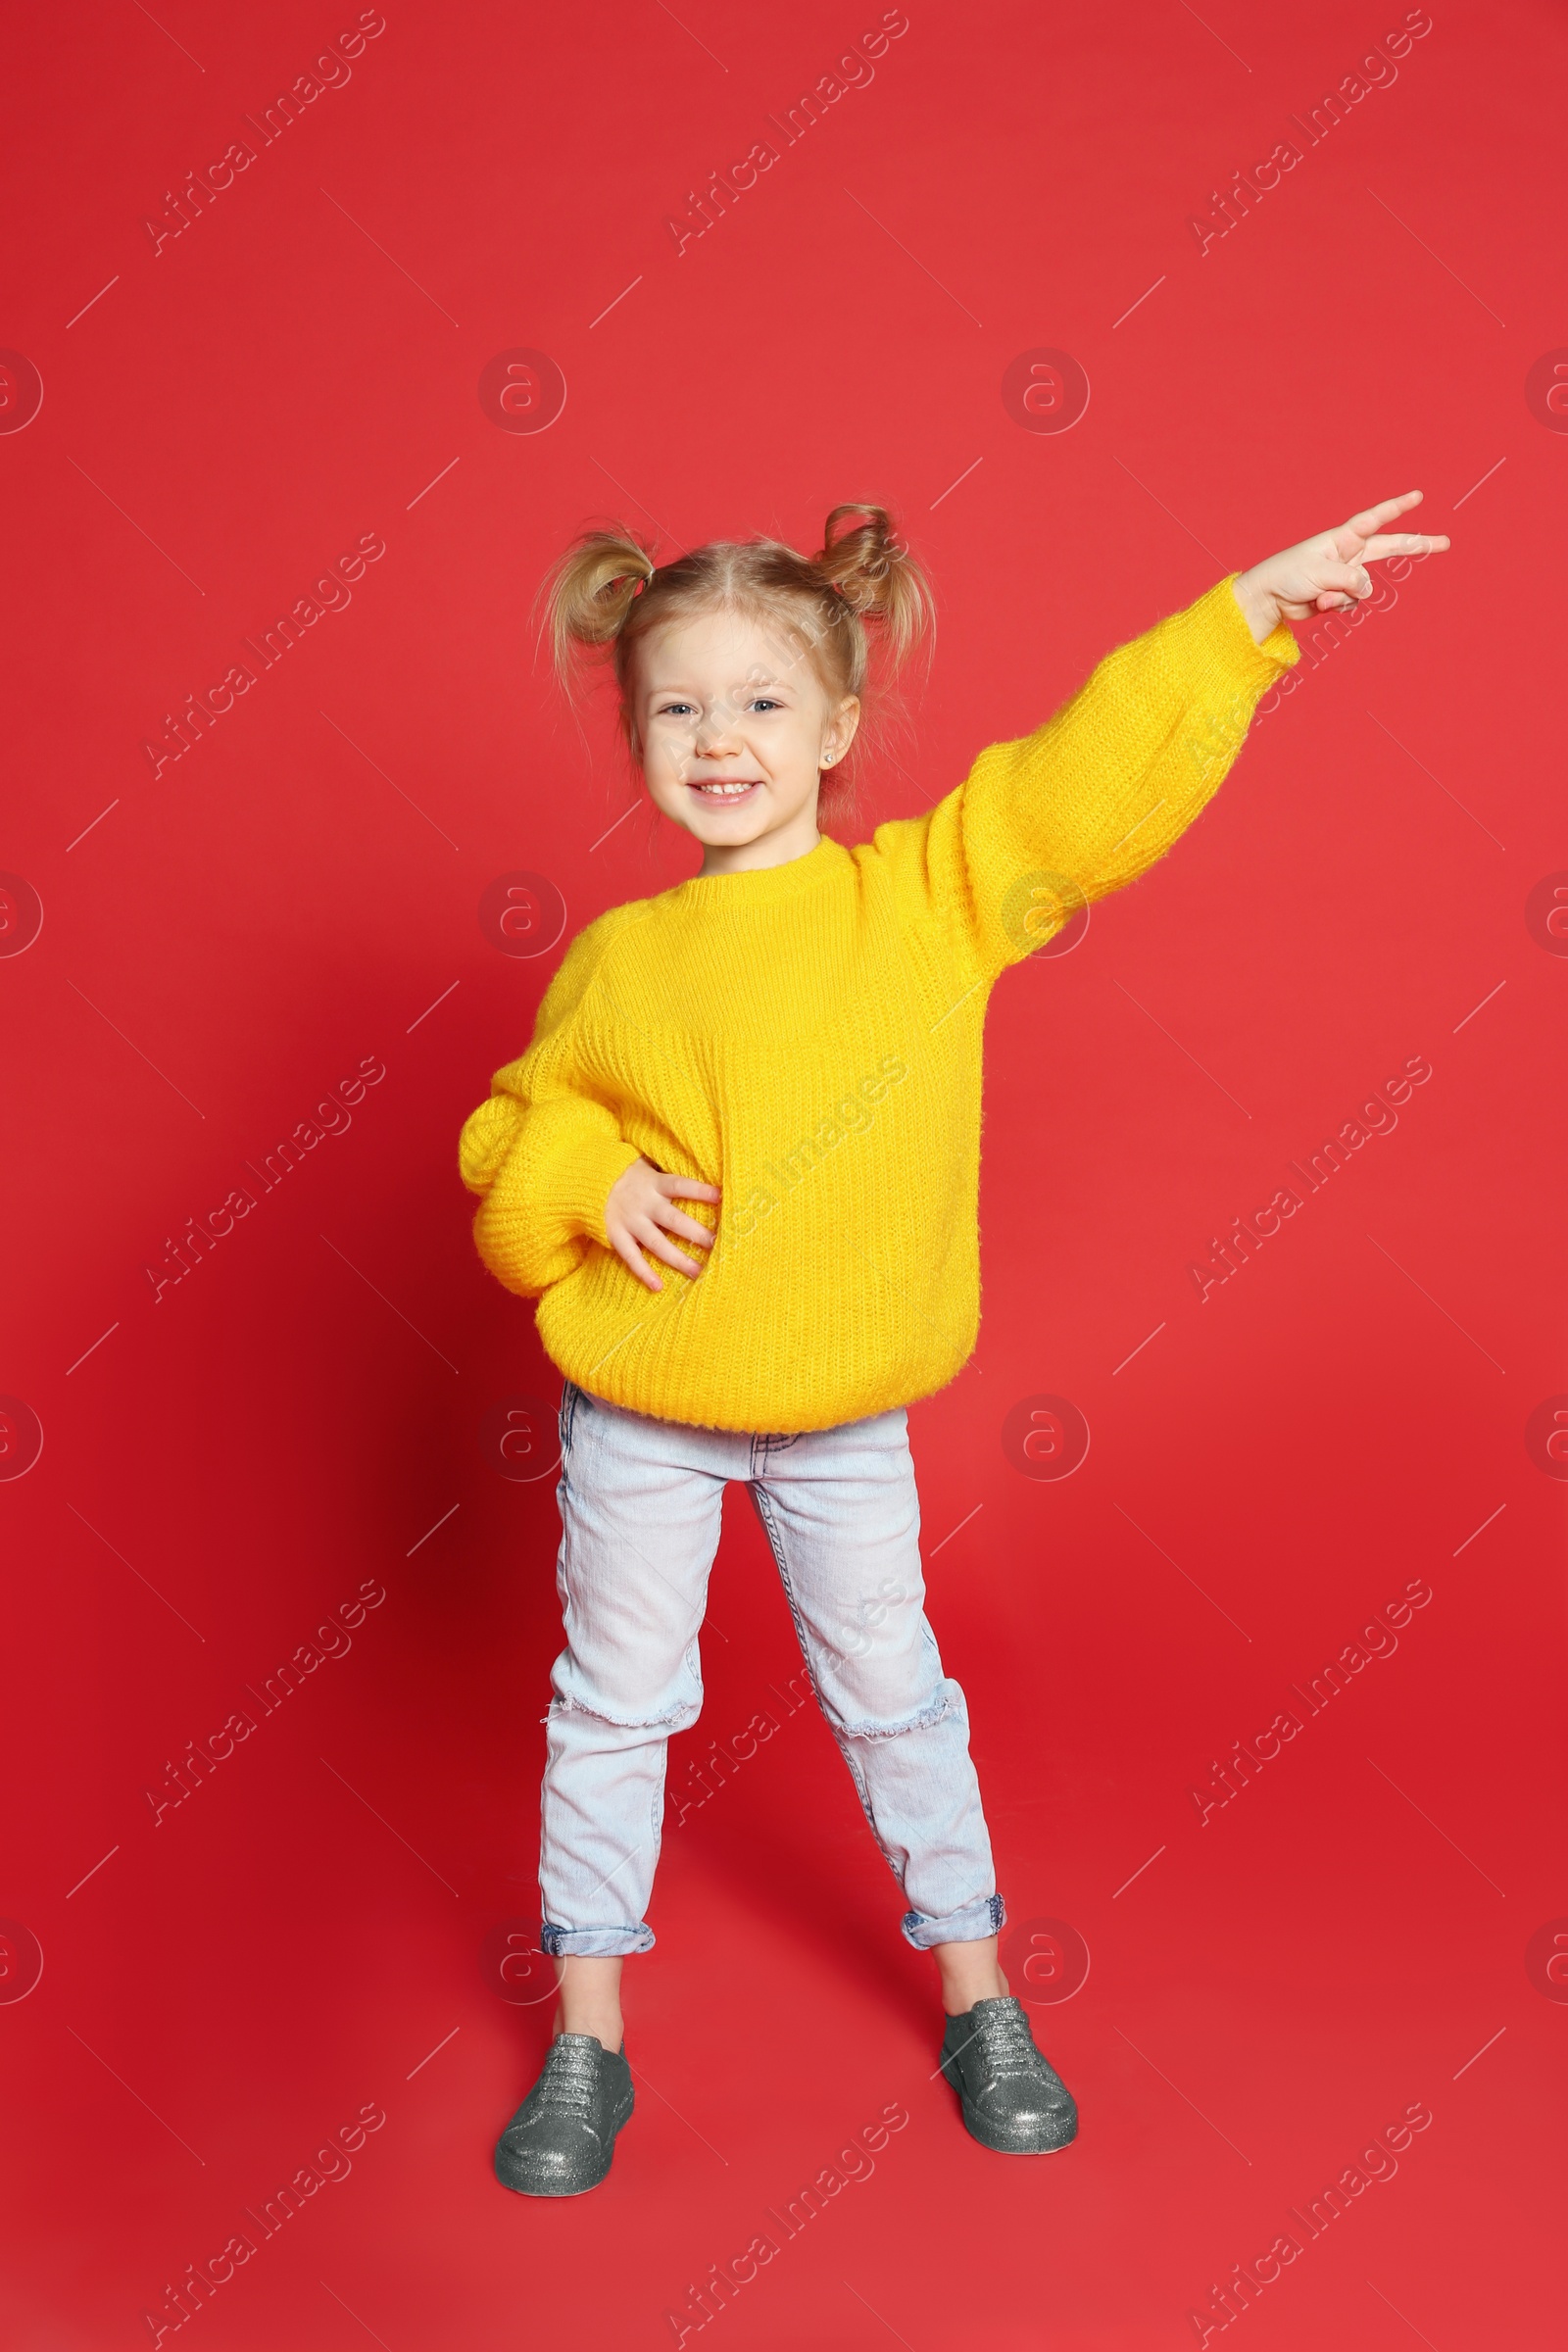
[865,573,1299,977]
[458,919,642,1300]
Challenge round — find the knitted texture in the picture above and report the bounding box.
[459,573,1298,1432]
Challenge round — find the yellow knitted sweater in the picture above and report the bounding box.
[459,574,1298,1432]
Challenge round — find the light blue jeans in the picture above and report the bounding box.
[538,1381,1004,1957]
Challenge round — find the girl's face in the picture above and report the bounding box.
[634,607,859,873]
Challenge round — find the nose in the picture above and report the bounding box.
[692,696,744,758]
[694,721,741,758]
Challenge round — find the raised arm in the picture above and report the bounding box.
[868,493,1448,976]
[869,573,1295,976]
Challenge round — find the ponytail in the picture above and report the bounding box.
[534,523,657,700]
[809,503,935,676]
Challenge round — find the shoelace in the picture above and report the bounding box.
[532,2042,600,2117]
[963,2004,1046,2082]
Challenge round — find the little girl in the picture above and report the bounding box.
[460,491,1446,2196]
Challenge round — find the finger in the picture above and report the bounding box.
[651,1204,716,1248]
[1344,489,1424,539]
[612,1230,663,1292]
[655,1175,722,1203]
[1360,532,1450,562]
[1311,561,1374,612]
[635,1222,706,1277]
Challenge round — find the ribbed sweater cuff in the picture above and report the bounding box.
[552,1135,643,1247]
[1202,573,1301,678]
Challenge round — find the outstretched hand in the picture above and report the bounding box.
[1231,491,1450,645]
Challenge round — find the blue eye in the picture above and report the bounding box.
[748,698,781,712]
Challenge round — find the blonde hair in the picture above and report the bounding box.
[534,503,934,785]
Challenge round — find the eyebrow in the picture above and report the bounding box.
[645,676,793,699]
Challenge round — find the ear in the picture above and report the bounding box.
[822,693,861,765]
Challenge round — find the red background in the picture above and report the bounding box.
[2,2,1564,2345]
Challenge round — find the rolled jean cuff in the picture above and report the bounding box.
[540,1921,656,1959]
[900,1891,1005,1951]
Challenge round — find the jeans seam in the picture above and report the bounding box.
[557,1385,584,1515]
[747,1484,821,1702]
[751,1478,909,1885]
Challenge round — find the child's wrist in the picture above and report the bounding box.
[1230,567,1280,647]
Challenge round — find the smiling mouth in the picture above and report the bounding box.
[688,777,760,800]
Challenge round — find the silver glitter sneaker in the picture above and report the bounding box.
[493,2034,634,2196]
[939,1994,1078,2154]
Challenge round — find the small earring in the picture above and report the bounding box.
[822,752,834,764]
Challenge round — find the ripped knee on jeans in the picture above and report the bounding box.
[548,1690,702,1737]
[823,1680,953,1742]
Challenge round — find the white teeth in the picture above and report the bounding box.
[696,780,755,797]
